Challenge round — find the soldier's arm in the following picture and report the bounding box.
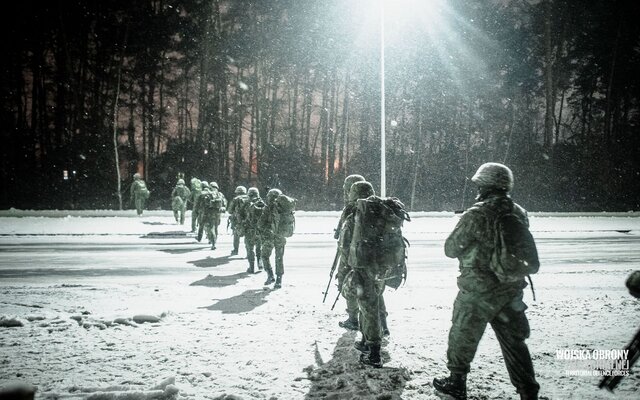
[444,209,484,259]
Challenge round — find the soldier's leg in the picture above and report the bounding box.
[255,237,263,269]
[261,240,275,284]
[336,259,359,329]
[446,291,493,375]
[173,208,179,223]
[379,292,389,335]
[274,237,286,288]
[356,272,384,368]
[207,224,216,249]
[245,234,255,273]
[180,205,186,224]
[191,211,197,232]
[232,232,240,254]
[490,296,540,397]
[135,198,144,215]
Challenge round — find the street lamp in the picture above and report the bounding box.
[380,0,386,197]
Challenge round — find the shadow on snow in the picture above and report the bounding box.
[200,288,271,314]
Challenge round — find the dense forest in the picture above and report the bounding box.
[1,0,639,211]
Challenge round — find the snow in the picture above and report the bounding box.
[1,210,639,399]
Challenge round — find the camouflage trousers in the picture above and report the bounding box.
[133,196,145,215]
[198,214,220,247]
[172,198,186,224]
[446,289,539,394]
[337,259,360,321]
[353,268,387,346]
[244,231,262,268]
[261,235,286,276]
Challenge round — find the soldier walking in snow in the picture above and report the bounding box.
[334,174,366,331]
[343,181,408,368]
[171,178,191,225]
[227,185,248,255]
[129,172,150,216]
[189,177,202,232]
[196,181,226,250]
[433,162,540,400]
[258,188,296,289]
[243,187,265,274]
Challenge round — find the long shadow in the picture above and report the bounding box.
[190,272,248,288]
[141,231,191,239]
[200,289,271,314]
[304,331,409,399]
[188,255,232,268]
[159,246,207,255]
[142,221,174,226]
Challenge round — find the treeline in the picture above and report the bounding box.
[1,0,639,211]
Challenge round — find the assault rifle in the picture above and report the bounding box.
[323,247,341,303]
[598,326,640,392]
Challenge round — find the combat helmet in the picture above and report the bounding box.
[247,187,260,199]
[471,162,514,192]
[343,174,365,203]
[210,181,219,190]
[266,188,282,205]
[177,179,185,185]
[201,181,209,189]
[133,173,142,180]
[348,181,375,202]
[235,186,247,195]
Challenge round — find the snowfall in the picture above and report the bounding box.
[0,208,639,400]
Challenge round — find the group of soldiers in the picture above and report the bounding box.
[171,177,293,290]
[332,164,540,400]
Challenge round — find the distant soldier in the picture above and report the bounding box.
[433,162,540,400]
[193,181,210,243]
[197,182,226,250]
[334,174,365,331]
[258,188,296,289]
[129,173,150,216]
[171,178,191,225]
[189,177,202,232]
[227,186,248,256]
[243,187,265,274]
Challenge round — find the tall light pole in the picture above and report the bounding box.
[380,0,386,198]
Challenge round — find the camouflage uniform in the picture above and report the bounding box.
[335,174,365,330]
[171,179,191,224]
[243,187,264,274]
[129,173,149,216]
[227,186,248,255]
[435,162,539,400]
[259,189,286,288]
[197,182,226,249]
[190,178,202,232]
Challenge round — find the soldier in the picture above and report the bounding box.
[342,181,394,368]
[197,182,226,249]
[227,186,248,255]
[129,172,150,216]
[171,179,191,225]
[433,162,540,400]
[258,188,287,289]
[334,174,365,331]
[244,187,265,274]
[189,177,203,232]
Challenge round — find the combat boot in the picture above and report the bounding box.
[246,260,255,274]
[339,315,359,331]
[519,391,539,400]
[230,249,238,256]
[274,275,282,289]
[354,338,369,353]
[433,373,467,400]
[381,314,390,336]
[264,267,275,285]
[360,343,382,368]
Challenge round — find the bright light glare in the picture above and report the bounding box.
[384,0,446,39]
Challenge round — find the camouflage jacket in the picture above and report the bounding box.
[257,203,280,239]
[445,193,528,293]
[172,185,191,202]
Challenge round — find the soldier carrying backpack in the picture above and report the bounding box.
[243,187,265,274]
[228,186,249,255]
[129,173,150,216]
[343,181,410,369]
[258,189,295,289]
[433,162,540,400]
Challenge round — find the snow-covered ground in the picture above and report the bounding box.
[1,210,639,399]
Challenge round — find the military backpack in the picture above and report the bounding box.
[486,199,540,283]
[348,196,410,289]
[275,194,296,238]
